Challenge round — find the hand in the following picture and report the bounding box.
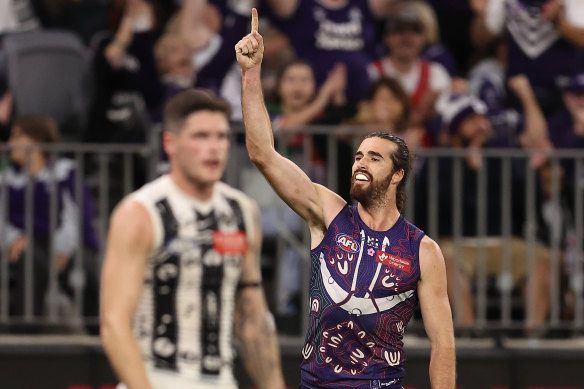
[0,91,13,125]
[541,0,563,24]
[56,255,71,274]
[451,77,468,94]
[470,0,488,14]
[235,8,264,72]
[507,74,536,102]
[104,41,126,69]
[9,236,27,263]
[320,63,346,96]
[329,63,347,95]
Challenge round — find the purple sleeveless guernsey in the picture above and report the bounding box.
[301,205,424,389]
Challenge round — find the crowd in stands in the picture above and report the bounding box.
[0,0,583,337]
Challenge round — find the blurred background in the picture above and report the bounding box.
[0,0,583,388]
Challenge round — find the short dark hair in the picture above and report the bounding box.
[364,131,412,212]
[163,89,231,133]
[365,77,411,133]
[13,115,60,143]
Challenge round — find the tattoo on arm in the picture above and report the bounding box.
[234,291,283,389]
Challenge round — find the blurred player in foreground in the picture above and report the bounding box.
[100,88,285,389]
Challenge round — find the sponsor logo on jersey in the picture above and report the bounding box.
[213,231,247,255]
[375,250,411,273]
[336,233,360,253]
[366,235,379,248]
[370,378,398,388]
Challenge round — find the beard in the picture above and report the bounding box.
[350,171,392,209]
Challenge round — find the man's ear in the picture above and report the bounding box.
[162,130,176,157]
[391,168,404,184]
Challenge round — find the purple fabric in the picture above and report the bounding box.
[6,161,100,251]
[301,205,424,388]
[547,109,584,149]
[507,40,582,91]
[421,44,460,78]
[503,0,582,90]
[195,0,250,93]
[273,0,379,101]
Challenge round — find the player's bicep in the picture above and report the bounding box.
[100,200,153,323]
[418,237,454,344]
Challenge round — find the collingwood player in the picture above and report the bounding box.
[100,88,285,389]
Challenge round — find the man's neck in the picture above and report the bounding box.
[357,202,401,231]
[169,171,215,202]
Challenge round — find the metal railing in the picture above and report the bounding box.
[0,125,582,339]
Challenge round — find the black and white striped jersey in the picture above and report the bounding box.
[129,175,256,386]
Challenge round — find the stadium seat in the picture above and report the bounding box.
[3,29,90,140]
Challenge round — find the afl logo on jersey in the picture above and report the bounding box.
[336,234,360,253]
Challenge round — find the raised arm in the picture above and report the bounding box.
[543,0,584,48]
[418,236,456,389]
[508,75,552,167]
[470,0,502,48]
[178,0,214,50]
[100,199,153,389]
[234,201,285,389]
[236,9,345,239]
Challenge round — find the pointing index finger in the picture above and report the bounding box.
[251,8,258,33]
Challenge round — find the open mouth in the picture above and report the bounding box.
[354,173,370,182]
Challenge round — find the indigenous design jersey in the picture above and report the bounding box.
[129,175,255,385]
[301,205,424,389]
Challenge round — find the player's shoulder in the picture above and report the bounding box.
[109,195,153,238]
[419,235,444,262]
[129,175,172,204]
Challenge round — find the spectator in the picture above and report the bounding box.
[471,0,584,114]
[546,71,584,205]
[254,19,295,102]
[269,59,351,191]
[369,4,452,128]
[263,59,350,313]
[85,0,150,144]
[116,0,195,124]
[426,0,476,74]
[536,160,581,326]
[549,72,584,151]
[266,0,395,103]
[176,0,258,120]
[407,0,466,92]
[0,115,100,332]
[416,91,552,332]
[346,76,421,149]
